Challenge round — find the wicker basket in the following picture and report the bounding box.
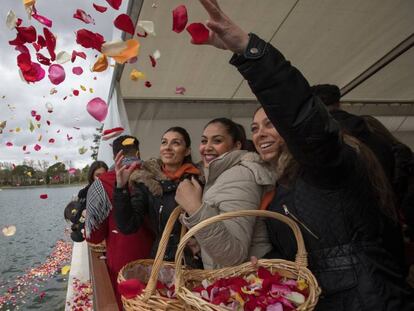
[117,207,187,311]
[174,210,321,311]
[87,241,106,253]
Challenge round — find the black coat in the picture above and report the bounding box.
[113,165,203,268]
[230,34,414,310]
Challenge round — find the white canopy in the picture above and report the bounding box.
[104,0,414,162]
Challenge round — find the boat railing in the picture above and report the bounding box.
[88,245,118,311]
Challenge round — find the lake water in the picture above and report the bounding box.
[0,186,82,311]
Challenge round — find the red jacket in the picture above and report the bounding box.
[87,170,153,309]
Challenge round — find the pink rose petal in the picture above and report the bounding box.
[87,97,108,122]
[48,64,65,85]
[72,67,83,75]
[32,12,53,27]
[34,144,41,151]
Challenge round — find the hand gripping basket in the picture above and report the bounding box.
[117,207,186,311]
[174,210,321,311]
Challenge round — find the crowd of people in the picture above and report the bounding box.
[64,1,414,310]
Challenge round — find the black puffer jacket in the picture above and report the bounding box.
[113,159,202,267]
[230,34,414,310]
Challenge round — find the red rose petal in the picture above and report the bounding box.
[118,279,145,299]
[186,23,209,44]
[105,0,122,10]
[37,35,46,48]
[73,9,95,24]
[76,29,105,51]
[137,31,147,38]
[93,3,108,13]
[36,53,51,66]
[22,63,45,82]
[48,64,66,85]
[72,67,83,75]
[71,50,87,63]
[33,42,41,52]
[15,45,30,54]
[32,12,53,27]
[16,26,37,43]
[16,18,22,27]
[35,115,41,121]
[23,145,27,151]
[145,81,152,88]
[113,14,135,35]
[6,142,13,147]
[17,53,32,72]
[44,28,56,61]
[40,194,48,199]
[149,55,156,67]
[46,120,51,126]
[73,90,79,96]
[34,144,41,151]
[67,134,73,141]
[172,5,188,33]
[31,110,37,117]
[49,138,55,143]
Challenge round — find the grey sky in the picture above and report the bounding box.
[0,0,122,169]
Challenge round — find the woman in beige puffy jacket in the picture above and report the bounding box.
[175,117,276,269]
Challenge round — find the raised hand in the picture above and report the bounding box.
[197,0,249,54]
[114,150,137,188]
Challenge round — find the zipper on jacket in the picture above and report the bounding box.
[282,204,319,240]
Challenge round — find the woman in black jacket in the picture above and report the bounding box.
[113,127,202,266]
[195,0,414,309]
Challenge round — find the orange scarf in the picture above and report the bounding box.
[259,190,276,210]
[162,163,200,181]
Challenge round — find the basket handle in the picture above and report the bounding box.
[174,209,308,290]
[142,206,183,301]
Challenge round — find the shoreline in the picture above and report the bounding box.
[0,184,86,190]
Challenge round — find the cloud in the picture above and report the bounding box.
[0,0,120,168]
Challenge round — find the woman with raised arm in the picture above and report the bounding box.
[175,118,275,269]
[193,0,414,309]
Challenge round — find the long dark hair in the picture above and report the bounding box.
[205,118,247,150]
[87,161,108,184]
[163,126,193,163]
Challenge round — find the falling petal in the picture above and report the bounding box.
[137,21,155,36]
[130,69,145,81]
[79,146,87,154]
[15,127,21,132]
[2,225,17,237]
[73,9,95,24]
[56,51,71,64]
[50,87,57,95]
[0,121,6,134]
[114,14,134,35]
[102,39,139,64]
[102,127,124,140]
[89,88,94,93]
[105,0,122,10]
[35,114,41,121]
[80,85,87,91]
[17,52,32,72]
[48,64,65,85]
[172,5,188,33]
[137,31,147,38]
[93,3,107,13]
[46,120,51,126]
[38,134,42,141]
[145,81,152,88]
[68,168,76,174]
[32,12,52,27]
[61,265,71,275]
[67,134,73,141]
[175,86,186,95]
[44,27,56,61]
[39,193,48,199]
[87,97,108,122]
[6,10,18,30]
[186,23,209,44]
[45,102,53,112]
[29,120,35,132]
[128,56,138,64]
[48,138,55,143]
[34,144,41,151]
[36,52,51,66]
[153,49,161,60]
[6,142,13,147]
[16,26,37,43]
[76,29,105,51]
[91,54,108,72]
[71,50,87,63]
[73,90,79,96]
[72,67,83,75]
[149,55,156,67]
[21,62,45,82]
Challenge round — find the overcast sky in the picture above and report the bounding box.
[0,0,124,169]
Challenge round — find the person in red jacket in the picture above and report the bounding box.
[85,135,153,309]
